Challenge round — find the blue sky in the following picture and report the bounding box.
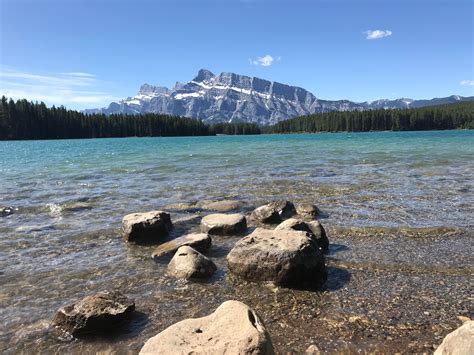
[0,0,473,110]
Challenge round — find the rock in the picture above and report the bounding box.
[305,344,321,354]
[275,218,329,253]
[251,200,296,224]
[251,205,282,224]
[227,228,326,287]
[139,300,274,354]
[201,213,247,235]
[167,246,217,279]
[51,291,135,336]
[296,203,320,219]
[0,206,15,217]
[434,320,474,355]
[122,211,172,243]
[202,200,242,212]
[152,233,211,259]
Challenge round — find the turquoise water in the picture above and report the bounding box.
[0,130,473,353]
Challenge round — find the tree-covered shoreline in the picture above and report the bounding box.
[0,96,473,140]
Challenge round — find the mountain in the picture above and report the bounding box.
[85,69,474,125]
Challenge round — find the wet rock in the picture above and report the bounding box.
[51,291,135,336]
[139,300,274,354]
[251,200,296,224]
[296,203,320,219]
[0,206,16,217]
[275,218,329,253]
[227,228,326,287]
[167,246,217,279]
[434,320,473,355]
[202,200,242,212]
[122,211,172,243]
[152,233,211,259]
[200,213,247,235]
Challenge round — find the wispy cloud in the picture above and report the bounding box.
[250,54,281,67]
[460,80,474,86]
[365,30,392,40]
[0,68,117,108]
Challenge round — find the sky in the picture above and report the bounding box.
[0,0,473,110]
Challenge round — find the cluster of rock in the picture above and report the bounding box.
[50,199,472,353]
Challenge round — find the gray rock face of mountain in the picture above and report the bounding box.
[85,69,473,125]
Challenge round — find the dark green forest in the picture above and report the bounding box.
[265,101,474,133]
[0,96,473,140]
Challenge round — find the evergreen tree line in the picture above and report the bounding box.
[0,97,260,140]
[265,101,474,133]
[0,96,473,140]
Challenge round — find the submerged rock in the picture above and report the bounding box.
[167,246,217,279]
[152,233,211,259]
[202,200,242,212]
[227,228,326,287]
[51,291,135,336]
[0,206,16,217]
[200,213,247,235]
[296,203,320,219]
[275,218,329,253]
[122,211,172,243]
[139,300,274,354]
[251,200,296,224]
[434,320,473,355]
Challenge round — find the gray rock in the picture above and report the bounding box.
[202,200,242,212]
[227,228,326,287]
[434,320,474,355]
[152,233,211,259]
[122,211,172,243]
[201,213,247,235]
[139,300,274,354]
[167,246,217,279]
[51,291,135,336]
[275,218,329,253]
[296,203,320,219]
[305,344,321,354]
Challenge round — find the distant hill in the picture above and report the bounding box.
[85,69,474,125]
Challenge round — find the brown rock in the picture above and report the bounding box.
[275,218,329,253]
[200,213,247,235]
[202,200,242,212]
[152,233,211,259]
[51,291,135,336]
[122,211,172,243]
[167,246,217,279]
[434,320,474,355]
[296,203,320,219]
[139,300,274,354]
[227,228,326,287]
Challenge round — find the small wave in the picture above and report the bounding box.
[46,203,63,217]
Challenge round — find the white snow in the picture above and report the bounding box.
[174,92,202,100]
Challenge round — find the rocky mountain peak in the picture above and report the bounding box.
[139,84,169,95]
[193,69,215,83]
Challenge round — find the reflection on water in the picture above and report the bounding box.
[0,131,473,353]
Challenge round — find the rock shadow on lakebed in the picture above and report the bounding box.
[323,266,352,291]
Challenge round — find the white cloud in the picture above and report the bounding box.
[460,80,474,86]
[365,30,392,40]
[0,68,117,108]
[250,54,280,67]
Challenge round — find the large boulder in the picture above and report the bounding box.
[51,291,135,336]
[122,211,172,243]
[152,233,211,259]
[296,203,320,219]
[167,246,217,279]
[275,218,329,253]
[202,200,242,212]
[434,320,474,355]
[201,213,247,235]
[227,228,326,287]
[139,300,274,354]
[251,200,296,224]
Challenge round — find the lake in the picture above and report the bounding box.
[1,130,473,353]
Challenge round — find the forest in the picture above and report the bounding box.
[0,96,473,140]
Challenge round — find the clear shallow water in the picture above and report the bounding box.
[0,131,473,353]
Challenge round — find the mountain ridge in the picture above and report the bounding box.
[85,69,474,125]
